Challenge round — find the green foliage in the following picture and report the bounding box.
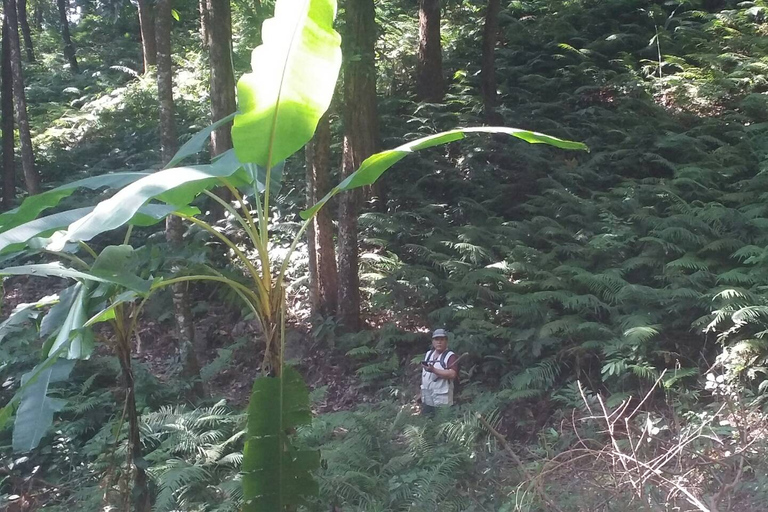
[144,401,245,512]
[12,358,75,452]
[302,127,587,219]
[0,172,149,232]
[242,366,319,511]
[10,0,768,508]
[232,0,342,166]
[340,0,768,406]
[301,404,481,512]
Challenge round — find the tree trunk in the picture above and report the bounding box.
[305,112,338,318]
[206,0,235,156]
[481,0,501,122]
[56,0,78,73]
[198,0,208,47]
[155,0,203,398]
[417,0,443,102]
[33,2,42,30]
[1,16,15,210]
[4,0,38,194]
[16,0,33,62]
[136,0,156,73]
[338,0,380,332]
[114,328,151,512]
[155,0,175,166]
[205,0,236,214]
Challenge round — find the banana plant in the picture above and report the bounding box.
[0,247,153,509]
[0,0,587,509]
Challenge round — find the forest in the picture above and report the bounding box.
[0,0,767,510]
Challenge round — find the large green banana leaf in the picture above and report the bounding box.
[167,113,237,168]
[0,295,59,344]
[36,283,94,359]
[242,366,319,511]
[39,285,78,340]
[0,204,195,255]
[0,112,240,233]
[0,343,72,432]
[301,127,589,219]
[0,262,151,293]
[49,161,249,248]
[47,283,93,359]
[0,207,93,254]
[12,357,75,452]
[0,172,149,233]
[231,0,341,167]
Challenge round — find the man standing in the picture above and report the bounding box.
[420,329,458,415]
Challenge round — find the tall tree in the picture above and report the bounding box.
[338,0,380,331]
[203,0,236,215]
[1,16,14,209]
[4,0,38,194]
[416,0,443,102]
[205,0,235,157]
[56,0,78,73]
[306,112,338,317]
[155,0,203,399]
[481,0,501,122]
[198,0,207,48]
[136,0,156,73]
[33,0,41,29]
[155,0,175,164]
[16,0,33,62]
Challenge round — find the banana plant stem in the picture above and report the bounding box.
[42,250,89,270]
[78,241,99,260]
[202,189,260,250]
[277,215,314,286]
[123,225,133,245]
[224,183,272,281]
[249,185,273,294]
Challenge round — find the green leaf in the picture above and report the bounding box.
[167,113,237,168]
[0,295,59,344]
[171,8,180,21]
[49,164,247,249]
[39,285,78,339]
[0,204,197,256]
[242,366,319,511]
[85,291,139,327]
[210,149,286,196]
[232,0,342,166]
[12,358,75,452]
[130,204,201,227]
[301,127,588,219]
[47,283,93,359]
[249,160,285,195]
[0,207,93,255]
[88,245,149,292]
[0,172,149,233]
[0,262,151,293]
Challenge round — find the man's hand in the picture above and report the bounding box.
[424,364,434,373]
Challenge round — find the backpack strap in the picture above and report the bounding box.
[424,350,434,363]
[440,350,454,368]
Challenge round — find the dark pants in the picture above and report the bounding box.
[420,402,435,417]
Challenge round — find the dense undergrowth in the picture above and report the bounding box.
[4,0,768,510]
